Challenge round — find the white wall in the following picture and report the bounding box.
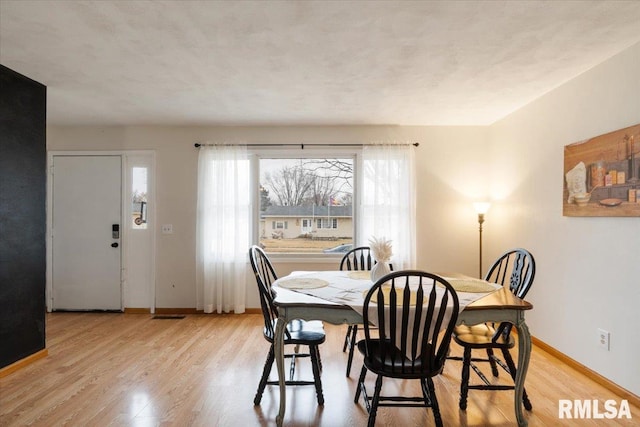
[47,125,487,310]
[488,42,640,395]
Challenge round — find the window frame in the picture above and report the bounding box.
[250,147,360,262]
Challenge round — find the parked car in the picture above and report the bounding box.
[322,243,353,253]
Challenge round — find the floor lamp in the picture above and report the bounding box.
[473,202,491,279]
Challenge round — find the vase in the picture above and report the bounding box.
[371,261,391,283]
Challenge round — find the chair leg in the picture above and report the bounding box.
[420,377,430,405]
[502,348,532,410]
[254,346,275,405]
[368,375,383,427]
[487,348,499,376]
[310,345,324,405]
[289,353,296,381]
[426,377,443,427]
[316,345,323,373]
[346,324,358,377]
[354,365,367,403]
[459,346,472,410]
[343,325,353,352]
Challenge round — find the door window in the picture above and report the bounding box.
[132,167,148,229]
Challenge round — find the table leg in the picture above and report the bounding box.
[515,317,531,427]
[275,314,287,427]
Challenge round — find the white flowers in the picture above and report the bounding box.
[369,236,393,262]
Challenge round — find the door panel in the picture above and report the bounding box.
[52,155,122,310]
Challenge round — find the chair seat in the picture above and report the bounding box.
[357,339,440,378]
[264,319,326,345]
[453,323,514,349]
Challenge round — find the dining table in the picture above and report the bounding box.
[271,270,533,427]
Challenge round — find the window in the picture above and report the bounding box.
[257,154,355,255]
[131,167,148,229]
[316,218,337,229]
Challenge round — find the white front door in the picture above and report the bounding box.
[301,218,312,233]
[51,155,122,310]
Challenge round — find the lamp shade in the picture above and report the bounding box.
[473,202,491,215]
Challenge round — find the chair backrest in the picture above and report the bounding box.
[484,248,536,299]
[249,245,279,339]
[340,246,393,271]
[484,248,535,341]
[340,246,374,271]
[361,271,459,375]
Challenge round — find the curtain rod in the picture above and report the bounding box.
[194,142,419,148]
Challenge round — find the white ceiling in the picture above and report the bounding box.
[1,0,640,126]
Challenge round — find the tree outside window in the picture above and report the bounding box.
[259,157,353,254]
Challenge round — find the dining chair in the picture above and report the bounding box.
[248,245,326,406]
[339,246,374,377]
[450,248,536,411]
[354,270,459,427]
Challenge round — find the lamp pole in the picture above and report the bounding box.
[473,202,490,279]
[477,212,485,279]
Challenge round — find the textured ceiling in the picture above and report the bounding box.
[1,0,640,126]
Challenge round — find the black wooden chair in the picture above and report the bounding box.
[354,271,459,427]
[249,245,325,406]
[450,248,536,411]
[340,246,374,377]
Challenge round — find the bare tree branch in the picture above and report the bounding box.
[262,158,353,207]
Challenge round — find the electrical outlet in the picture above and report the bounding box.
[161,224,173,234]
[597,328,610,351]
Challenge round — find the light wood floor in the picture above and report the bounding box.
[1,313,638,426]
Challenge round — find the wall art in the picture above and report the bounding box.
[563,123,640,217]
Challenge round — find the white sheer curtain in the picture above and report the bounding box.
[359,143,416,270]
[196,145,250,314]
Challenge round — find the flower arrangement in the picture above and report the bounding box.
[369,236,393,263]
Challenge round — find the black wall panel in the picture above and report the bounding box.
[0,64,47,368]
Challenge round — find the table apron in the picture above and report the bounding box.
[280,306,363,325]
[458,308,525,326]
[282,306,526,327]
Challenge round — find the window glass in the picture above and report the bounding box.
[259,157,353,254]
[132,167,148,229]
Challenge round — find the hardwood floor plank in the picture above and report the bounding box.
[1,313,638,426]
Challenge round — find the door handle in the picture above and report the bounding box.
[111,242,119,248]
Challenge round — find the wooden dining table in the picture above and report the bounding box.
[271,271,534,427]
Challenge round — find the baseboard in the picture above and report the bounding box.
[152,308,261,315]
[124,308,151,314]
[154,308,202,314]
[0,349,48,378]
[532,336,640,407]
[152,308,262,314]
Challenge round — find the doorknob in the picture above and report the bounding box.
[111,242,119,248]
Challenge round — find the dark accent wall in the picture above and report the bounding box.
[0,64,47,368]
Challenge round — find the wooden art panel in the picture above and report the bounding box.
[563,123,640,217]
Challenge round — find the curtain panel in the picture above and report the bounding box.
[196,145,250,314]
[359,144,416,270]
